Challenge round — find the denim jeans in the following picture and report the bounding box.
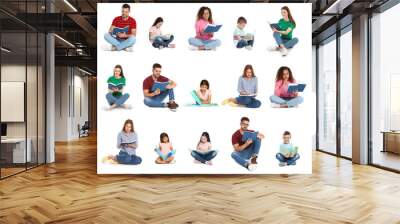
[144,89,175,108]
[191,150,217,163]
[155,148,176,161]
[188,37,221,50]
[273,32,298,49]
[106,93,130,106]
[236,39,254,48]
[231,138,261,168]
[116,151,142,165]
[104,33,136,51]
[270,95,303,107]
[152,35,174,48]
[236,96,261,108]
[276,153,300,165]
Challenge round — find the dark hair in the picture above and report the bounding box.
[237,16,247,24]
[200,79,210,89]
[196,6,213,23]
[242,64,255,78]
[122,119,134,133]
[160,132,169,143]
[122,4,130,10]
[283,131,291,136]
[282,6,296,27]
[275,66,295,84]
[153,63,162,70]
[152,17,163,27]
[114,64,124,77]
[241,117,250,123]
[199,132,211,143]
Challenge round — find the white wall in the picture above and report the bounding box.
[54,67,89,141]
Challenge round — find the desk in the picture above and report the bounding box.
[381,131,400,154]
[1,138,31,163]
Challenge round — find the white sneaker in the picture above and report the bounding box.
[267,46,279,51]
[279,162,287,167]
[271,103,281,108]
[189,45,198,51]
[121,104,132,109]
[247,163,257,171]
[158,46,164,50]
[245,46,253,50]
[280,47,288,56]
[170,160,176,164]
[124,47,133,52]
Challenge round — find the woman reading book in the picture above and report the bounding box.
[269,66,303,108]
[222,65,261,108]
[149,17,175,49]
[268,6,299,56]
[106,65,130,110]
[188,6,221,51]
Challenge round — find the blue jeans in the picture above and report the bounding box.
[269,95,303,107]
[236,39,254,48]
[236,96,261,108]
[231,138,261,168]
[191,150,217,163]
[276,153,300,165]
[273,32,298,49]
[106,93,129,106]
[155,148,176,161]
[144,89,175,108]
[104,33,136,51]
[152,35,174,48]
[116,151,142,165]
[188,37,221,50]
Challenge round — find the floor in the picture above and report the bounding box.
[372,150,400,171]
[0,136,400,224]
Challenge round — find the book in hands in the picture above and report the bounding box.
[112,26,129,35]
[191,90,202,105]
[204,24,223,33]
[268,22,281,31]
[120,142,136,147]
[108,83,124,90]
[239,93,257,97]
[151,81,169,92]
[242,131,258,142]
[279,144,298,155]
[287,83,306,93]
[240,34,254,40]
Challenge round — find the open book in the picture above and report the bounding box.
[204,24,223,33]
[239,93,257,97]
[268,22,281,31]
[287,83,306,93]
[108,83,124,90]
[112,26,129,35]
[241,131,258,142]
[189,148,218,155]
[151,81,169,92]
[279,144,298,155]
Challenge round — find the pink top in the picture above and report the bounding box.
[274,80,297,98]
[195,19,213,40]
[149,26,162,42]
[159,142,172,154]
[197,142,211,152]
[197,89,211,102]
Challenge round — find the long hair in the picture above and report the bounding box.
[242,64,255,78]
[200,79,210,89]
[275,66,295,85]
[282,6,296,27]
[160,132,169,143]
[114,64,124,78]
[122,119,134,133]
[199,132,211,143]
[196,6,213,23]
[152,17,163,27]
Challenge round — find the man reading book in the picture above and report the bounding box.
[143,63,179,111]
[104,4,137,51]
[231,117,265,171]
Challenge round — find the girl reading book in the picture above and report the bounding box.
[188,6,221,51]
[190,132,218,165]
[222,65,261,108]
[149,17,175,49]
[106,119,142,165]
[268,6,299,56]
[276,131,300,166]
[106,65,130,110]
[269,66,303,108]
[196,80,212,104]
[155,132,176,164]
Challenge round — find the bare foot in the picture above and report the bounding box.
[168,44,176,48]
[280,104,289,108]
[206,161,213,166]
[198,46,206,50]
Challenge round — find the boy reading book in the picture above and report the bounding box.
[275,131,300,166]
[233,17,254,50]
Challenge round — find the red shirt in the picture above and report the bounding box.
[112,16,136,35]
[232,129,255,146]
[143,75,169,91]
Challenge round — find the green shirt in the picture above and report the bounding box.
[107,76,126,97]
[278,18,295,39]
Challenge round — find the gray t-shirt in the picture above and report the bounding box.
[237,76,258,95]
[117,131,138,155]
